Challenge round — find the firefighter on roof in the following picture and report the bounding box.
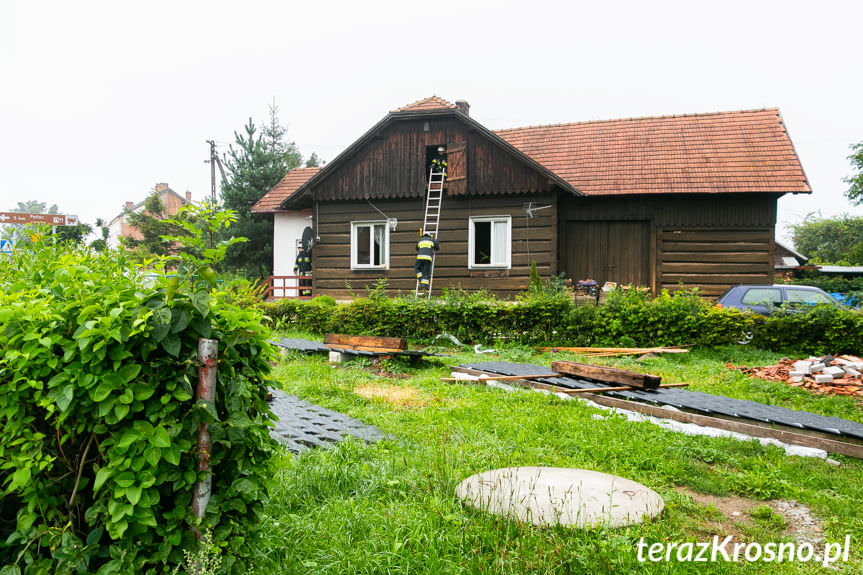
[414,230,439,293]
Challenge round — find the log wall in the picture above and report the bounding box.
[312,193,557,298]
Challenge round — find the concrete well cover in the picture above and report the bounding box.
[456,467,664,528]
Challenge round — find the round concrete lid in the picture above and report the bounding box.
[456,466,664,528]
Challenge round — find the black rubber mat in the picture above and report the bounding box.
[268,389,387,452]
[462,361,863,441]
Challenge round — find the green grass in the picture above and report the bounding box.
[247,337,863,574]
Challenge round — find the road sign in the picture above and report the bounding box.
[0,239,11,255]
[0,212,79,226]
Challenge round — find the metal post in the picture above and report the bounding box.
[192,338,218,527]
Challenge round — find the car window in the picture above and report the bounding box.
[741,288,782,306]
[786,289,832,305]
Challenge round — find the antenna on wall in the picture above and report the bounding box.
[524,202,553,218]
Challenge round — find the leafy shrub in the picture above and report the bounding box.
[0,221,276,572]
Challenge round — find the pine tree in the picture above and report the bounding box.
[221,105,304,278]
[122,192,185,257]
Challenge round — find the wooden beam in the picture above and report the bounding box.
[551,360,661,389]
[324,334,407,350]
[539,346,688,354]
[325,344,405,353]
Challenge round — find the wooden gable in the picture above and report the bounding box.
[301,116,560,203]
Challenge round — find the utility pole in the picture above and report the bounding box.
[205,140,228,203]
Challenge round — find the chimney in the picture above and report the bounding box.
[455,100,470,116]
[155,183,168,193]
[125,201,133,210]
[185,191,192,203]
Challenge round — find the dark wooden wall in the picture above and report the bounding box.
[559,193,779,297]
[309,118,555,202]
[312,193,558,298]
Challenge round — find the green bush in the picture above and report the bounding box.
[1,239,276,571]
[263,288,753,348]
[263,286,861,355]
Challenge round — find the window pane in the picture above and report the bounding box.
[474,221,491,265]
[373,224,384,266]
[787,289,831,305]
[356,226,370,265]
[741,288,781,305]
[492,221,508,265]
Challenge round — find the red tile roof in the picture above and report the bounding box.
[251,167,322,213]
[394,96,457,112]
[496,108,810,196]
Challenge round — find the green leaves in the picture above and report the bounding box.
[0,223,277,572]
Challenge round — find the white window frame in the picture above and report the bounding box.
[350,220,390,270]
[468,215,511,269]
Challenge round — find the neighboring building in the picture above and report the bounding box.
[774,241,809,280]
[108,183,191,248]
[251,167,320,276]
[253,97,811,299]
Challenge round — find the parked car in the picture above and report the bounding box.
[717,284,844,315]
[717,284,847,344]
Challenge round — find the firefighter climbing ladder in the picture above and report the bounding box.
[416,167,445,297]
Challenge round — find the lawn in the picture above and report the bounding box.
[248,336,863,574]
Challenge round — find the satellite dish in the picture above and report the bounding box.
[301,226,314,257]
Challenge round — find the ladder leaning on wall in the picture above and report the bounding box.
[415,166,445,297]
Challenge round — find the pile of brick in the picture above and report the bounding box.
[732,355,863,396]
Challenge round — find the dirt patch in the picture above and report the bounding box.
[354,384,434,410]
[677,487,825,548]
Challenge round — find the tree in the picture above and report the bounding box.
[221,106,302,278]
[122,191,186,257]
[844,142,863,205]
[305,152,321,168]
[89,218,111,251]
[791,214,863,265]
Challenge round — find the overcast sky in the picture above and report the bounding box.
[2,0,861,247]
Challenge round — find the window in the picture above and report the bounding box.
[469,216,511,268]
[786,289,833,306]
[741,288,782,306]
[351,221,389,269]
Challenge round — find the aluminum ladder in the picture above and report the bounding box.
[416,167,445,297]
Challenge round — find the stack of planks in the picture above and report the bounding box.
[324,334,408,354]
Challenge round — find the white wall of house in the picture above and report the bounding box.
[273,209,313,276]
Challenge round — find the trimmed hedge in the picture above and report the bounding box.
[0,242,277,573]
[263,288,862,355]
[263,289,752,348]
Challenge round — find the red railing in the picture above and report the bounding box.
[265,275,314,300]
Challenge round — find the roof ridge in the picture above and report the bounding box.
[393,95,457,112]
[495,107,781,133]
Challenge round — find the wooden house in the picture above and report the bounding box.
[253,97,811,298]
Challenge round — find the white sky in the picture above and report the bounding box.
[2,0,862,248]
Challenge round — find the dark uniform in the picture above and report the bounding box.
[431,157,447,176]
[294,248,312,296]
[414,233,440,292]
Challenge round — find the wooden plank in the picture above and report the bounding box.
[450,367,863,458]
[540,346,688,354]
[660,263,770,273]
[441,373,560,382]
[659,230,772,242]
[324,333,407,350]
[551,360,661,389]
